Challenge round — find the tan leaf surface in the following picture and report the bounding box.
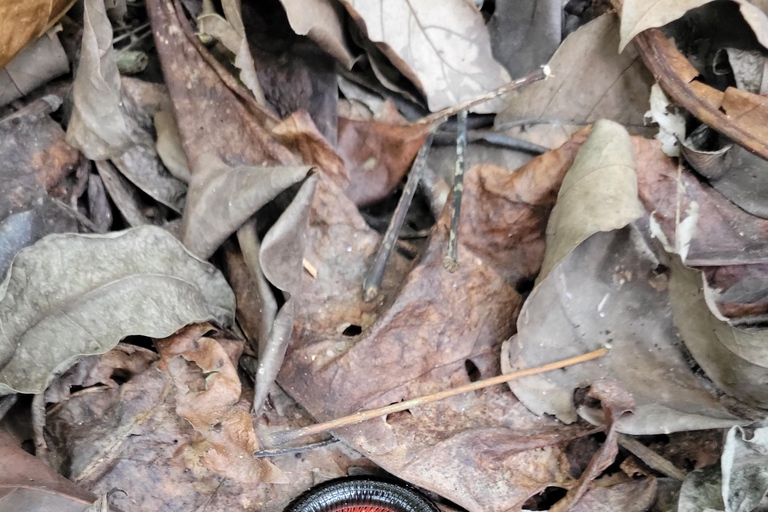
[496,14,653,140]
[0,0,52,68]
[341,0,511,113]
[618,0,712,51]
[276,133,595,512]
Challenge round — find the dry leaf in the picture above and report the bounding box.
[341,0,511,113]
[276,134,598,512]
[496,14,654,141]
[337,117,431,205]
[154,106,191,184]
[94,160,154,227]
[0,32,69,108]
[277,0,355,68]
[538,120,642,282]
[618,0,768,51]
[180,154,312,259]
[66,0,132,161]
[86,174,112,233]
[0,226,235,395]
[567,477,658,512]
[0,0,74,68]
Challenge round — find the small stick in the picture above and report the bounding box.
[444,109,467,272]
[262,347,607,448]
[112,22,151,44]
[32,394,50,465]
[617,433,687,481]
[363,130,436,301]
[253,437,338,457]
[418,66,550,126]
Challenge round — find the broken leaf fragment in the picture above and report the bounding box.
[0,226,235,395]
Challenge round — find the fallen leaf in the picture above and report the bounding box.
[635,28,768,160]
[538,120,642,282]
[0,0,74,68]
[567,476,658,512]
[66,0,133,161]
[83,494,108,512]
[94,160,153,227]
[276,0,355,68]
[487,0,562,77]
[180,154,312,259]
[86,175,112,233]
[618,0,768,51]
[496,14,654,142]
[669,257,768,408]
[677,465,724,512]
[44,332,368,511]
[0,226,235,395]
[646,83,686,157]
[253,175,318,412]
[341,0,512,113]
[275,133,600,512]
[336,116,431,205]
[154,106,191,183]
[156,324,285,483]
[0,31,69,108]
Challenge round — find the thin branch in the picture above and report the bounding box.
[261,347,608,447]
[32,394,50,465]
[253,437,338,457]
[444,109,467,272]
[418,66,550,126]
[363,130,436,302]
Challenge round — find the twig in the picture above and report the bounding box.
[617,433,687,481]
[32,394,50,465]
[112,22,151,44]
[417,67,550,126]
[262,347,608,447]
[433,130,549,155]
[253,437,338,457]
[116,29,153,53]
[444,109,467,272]
[52,199,99,233]
[363,130,436,301]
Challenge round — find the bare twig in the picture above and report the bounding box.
[444,109,467,272]
[253,437,338,457]
[434,130,549,155]
[262,347,608,447]
[617,433,687,481]
[363,130,436,301]
[112,22,151,44]
[418,67,550,126]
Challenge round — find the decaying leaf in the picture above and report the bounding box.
[0,0,74,68]
[252,175,318,412]
[275,133,601,512]
[156,324,285,483]
[504,131,744,435]
[0,226,235,395]
[538,120,642,282]
[44,331,369,512]
[181,154,312,259]
[153,106,191,184]
[496,14,654,145]
[94,161,154,227]
[0,31,69,108]
[66,0,132,161]
[341,0,512,113]
[567,477,658,512]
[647,83,686,157]
[617,0,768,51]
[277,0,355,68]
[337,117,431,205]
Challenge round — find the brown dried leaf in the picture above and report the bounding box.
[497,14,653,137]
[337,117,431,205]
[635,28,768,160]
[341,0,511,113]
[0,32,69,108]
[0,0,74,68]
[276,133,596,512]
[567,477,658,512]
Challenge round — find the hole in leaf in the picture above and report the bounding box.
[342,324,362,337]
[385,408,412,425]
[464,359,481,382]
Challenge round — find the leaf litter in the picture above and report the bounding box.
[4,0,768,511]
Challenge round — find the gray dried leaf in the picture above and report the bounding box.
[669,258,768,408]
[0,226,235,395]
[0,32,69,108]
[503,227,743,435]
[253,174,318,412]
[722,426,768,512]
[95,161,153,227]
[181,154,312,259]
[538,120,642,282]
[678,466,725,512]
[66,0,133,161]
[87,174,113,233]
[341,0,511,113]
[154,105,191,184]
[84,494,109,512]
[496,14,653,134]
[277,0,355,68]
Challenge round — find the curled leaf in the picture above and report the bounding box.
[0,226,235,395]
